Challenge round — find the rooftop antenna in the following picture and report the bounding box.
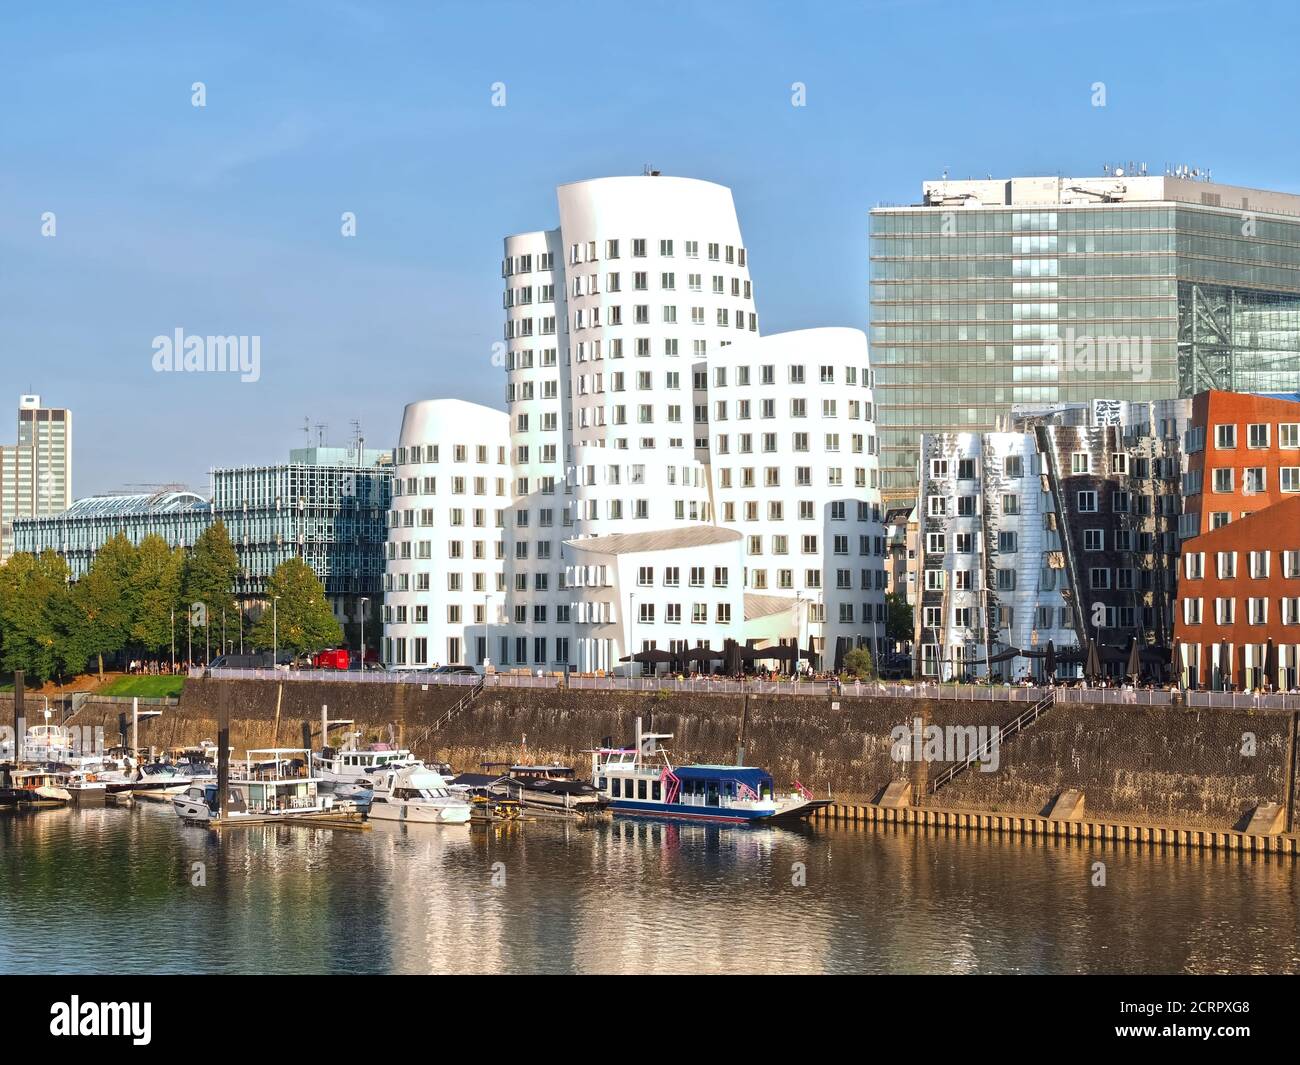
[315,422,328,448]
[302,417,312,446]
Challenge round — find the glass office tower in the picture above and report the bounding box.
[870,174,1300,500]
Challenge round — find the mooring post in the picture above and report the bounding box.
[12,669,23,763]
[217,681,230,820]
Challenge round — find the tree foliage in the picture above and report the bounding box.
[181,519,240,635]
[248,557,342,655]
[885,592,914,648]
[842,646,875,679]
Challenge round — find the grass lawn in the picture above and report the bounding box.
[98,675,185,698]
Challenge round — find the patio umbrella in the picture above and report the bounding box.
[833,636,849,673]
[1218,641,1231,690]
[723,638,741,675]
[618,648,674,665]
[805,638,818,672]
[1265,639,1279,691]
[1044,640,1057,680]
[1085,638,1102,681]
[682,645,723,663]
[1126,636,1141,681]
[1169,640,1180,686]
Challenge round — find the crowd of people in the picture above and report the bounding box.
[124,658,189,675]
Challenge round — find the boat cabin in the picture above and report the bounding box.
[231,749,327,813]
[322,745,414,773]
[596,756,775,810]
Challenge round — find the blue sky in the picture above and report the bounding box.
[3,0,1298,495]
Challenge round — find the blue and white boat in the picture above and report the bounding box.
[590,718,829,825]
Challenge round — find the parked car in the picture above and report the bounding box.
[431,664,480,676]
[877,652,913,680]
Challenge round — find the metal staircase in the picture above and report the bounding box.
[928,688,1057,795]
[412,679,485,751]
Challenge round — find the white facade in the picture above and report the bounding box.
[383,399,510,669]
[710,328,887,665]
[564,526,745,673]
[502,175,759,672]
[385,174,887,673]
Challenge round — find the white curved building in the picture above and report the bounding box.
[387,173,887,673]
[709,328,886,667]
[502,175,757,672]
[383,399,510,669]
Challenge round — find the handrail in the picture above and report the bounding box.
[194,668,1300,710]
[929,689,1057,794]
[412,679,485,752]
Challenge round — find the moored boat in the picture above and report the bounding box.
[6,766,72,806]
[591,718,830,825]
[64,768,108,803]
[314,740,416,787]
[172,747,359,825]
[368,762,471,824]
[488,763,610,818]
[132,762,193,800]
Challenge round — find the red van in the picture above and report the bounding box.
[312,648,351,671]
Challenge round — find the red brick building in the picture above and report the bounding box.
[1180,390,1300,538]
[1174,391,1300,689]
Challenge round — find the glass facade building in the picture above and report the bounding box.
[13,447,393,612]
[870,175,1300,500]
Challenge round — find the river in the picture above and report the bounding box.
[2,803,1296,974]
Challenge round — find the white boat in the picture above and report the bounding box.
[368,762,471,824]
[8,767,71,804]
[64,768,108,803]
[314,740,416,786]
[4,724,77,763]
[172,748,353,824]
[132,762,193,800]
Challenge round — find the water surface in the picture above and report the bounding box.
[1,803,1295,974]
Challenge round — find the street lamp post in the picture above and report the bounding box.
[273,596,280,667]
[170,608,175,673]
[358,597,369,671]
[629,592,636,678]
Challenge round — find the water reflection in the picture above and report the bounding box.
[1,805,1296,974]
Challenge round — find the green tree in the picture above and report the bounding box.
[182,519,240,649]
[73,532,139,675]
[132,535,186,656]
[0,551,79,683]
[885,592,913,649]
[248,557,341,655]
[842,646,875,679]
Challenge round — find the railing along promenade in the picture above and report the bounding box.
[193,667,1300,710]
